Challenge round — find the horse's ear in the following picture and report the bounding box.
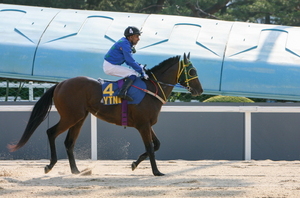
[183,53,188,64]
[187,52,190,59]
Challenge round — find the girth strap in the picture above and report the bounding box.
[117,80,128,127]
[131,84,166,104]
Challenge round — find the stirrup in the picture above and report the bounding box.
[118,93,133,101]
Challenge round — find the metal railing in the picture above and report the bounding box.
[0,81,55,101]
[1,105,300,160]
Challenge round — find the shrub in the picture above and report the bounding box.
[203,95,254,103]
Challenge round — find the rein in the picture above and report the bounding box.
[135,59,198,104]
[131,83,166,104]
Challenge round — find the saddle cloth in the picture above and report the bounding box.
[100,78,146,105]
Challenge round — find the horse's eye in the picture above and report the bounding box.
[188,68,197,77]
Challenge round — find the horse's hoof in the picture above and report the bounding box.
[154,171,165,176]
[44,165,51,174]
[131,162,137,171]
[71,169,80,174]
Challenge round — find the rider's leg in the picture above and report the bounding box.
[103,61,138,101]
[103,60,138,77]
[117,75,136,101]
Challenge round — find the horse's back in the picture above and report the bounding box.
[54,76,102,110]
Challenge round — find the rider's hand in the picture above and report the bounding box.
[141,71,149,80]
[139,64,148,79]
[139,64,146,69]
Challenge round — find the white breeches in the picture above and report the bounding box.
[103,60,139,77]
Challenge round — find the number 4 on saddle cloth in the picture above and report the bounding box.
[100,78,147,105]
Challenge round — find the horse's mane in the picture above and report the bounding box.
[148,56,180,74]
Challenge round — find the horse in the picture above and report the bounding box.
[8,53,203,176]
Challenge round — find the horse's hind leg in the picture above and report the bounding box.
[45,122,71,173]
[64,115,87,174]
[132,129,160,171]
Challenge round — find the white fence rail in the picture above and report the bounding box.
[1,105,300,160]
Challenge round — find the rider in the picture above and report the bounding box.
[103,26,148,101]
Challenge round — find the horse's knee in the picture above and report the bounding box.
[64,139,73,149]
[145,144,155,156]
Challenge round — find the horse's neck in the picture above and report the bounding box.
[152,64,178,99]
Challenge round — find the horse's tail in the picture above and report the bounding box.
[8,84,58,152]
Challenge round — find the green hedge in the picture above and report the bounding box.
[203,95,254,103]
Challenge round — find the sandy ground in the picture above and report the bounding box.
[0,159,300,198]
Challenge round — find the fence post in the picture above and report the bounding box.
[244,112,251,160]
[28,81,33,101]
[91,115,97,160]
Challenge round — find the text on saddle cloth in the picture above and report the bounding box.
[101,78,146,105]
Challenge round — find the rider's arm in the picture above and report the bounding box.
[122,43,143,74]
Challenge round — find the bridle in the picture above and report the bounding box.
[177,59,199,89]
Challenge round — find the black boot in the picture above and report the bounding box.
[117,77,134,101]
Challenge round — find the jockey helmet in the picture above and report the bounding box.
[124,26,141,37]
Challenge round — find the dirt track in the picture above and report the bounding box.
[0,160,300,197]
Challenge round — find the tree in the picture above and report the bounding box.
[223,0,300,26]
[0,0,85,9]
[2,0,300,26]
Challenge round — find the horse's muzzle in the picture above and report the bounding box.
[188,87,203,96]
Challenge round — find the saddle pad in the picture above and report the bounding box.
[101,78,146,105]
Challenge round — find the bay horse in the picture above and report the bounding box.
[8,53,203,176]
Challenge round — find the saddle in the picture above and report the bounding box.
[99,78,146,105]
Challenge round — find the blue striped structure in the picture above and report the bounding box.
[1,4,300,100]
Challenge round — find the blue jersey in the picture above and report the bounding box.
[104,37,142,74]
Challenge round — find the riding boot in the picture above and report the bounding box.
[117,77,134,101]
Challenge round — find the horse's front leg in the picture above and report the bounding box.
[132,129,160,171]
[136,127,164,176]
[146,143,164,176]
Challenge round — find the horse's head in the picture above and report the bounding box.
[178,53,203,96]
